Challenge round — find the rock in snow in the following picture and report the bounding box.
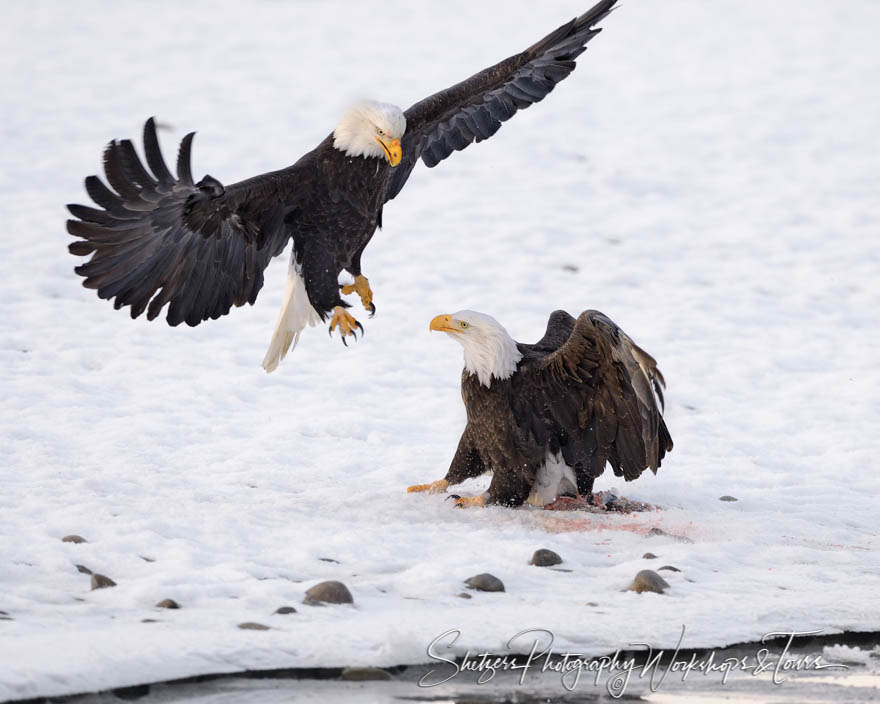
[628,570,670,594]
[90,574,116,590]
[303,581,354,606]
[530,549,563,567]
[465,574,505,592]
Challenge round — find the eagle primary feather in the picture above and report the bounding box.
[411,310,673,508]
[67,0,619,369]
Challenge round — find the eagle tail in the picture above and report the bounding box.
[262,261,321,372]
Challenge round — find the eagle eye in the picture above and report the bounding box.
[377,127,385,136]
[460,321,469,329]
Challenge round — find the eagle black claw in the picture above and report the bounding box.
[447,494,462,502]
[355,321,364,336]
[367,303,376,318]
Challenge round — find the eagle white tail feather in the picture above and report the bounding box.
[262,264,321,373]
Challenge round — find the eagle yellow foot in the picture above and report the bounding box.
[449,494,487,509]
[328,306,363,346]
[340,275,375,316]
[407,479,449,494]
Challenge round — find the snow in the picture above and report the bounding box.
[1,0,879,700]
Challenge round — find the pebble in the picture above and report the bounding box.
[62,535,87,544]
[90,574,116,590]
[465,573,505,592]
[457,592,472,599]
[628,570,670,594]
[274,606,297,615]
[238,622,270,630]
[530,549,562,567]
[303,580,354,606]
[75,564,93,575]
[141,619,159,623]
[341,666,392,681]
[658,565,681,572]
[0,610,12,621]
[155,599,180,609]
[719,495,739,502]
[642,552,657,560]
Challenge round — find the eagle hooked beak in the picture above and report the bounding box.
[430,314,462,334]
[376,136,402,167]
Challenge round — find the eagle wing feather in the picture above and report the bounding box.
[515,310,672,483]
[67,118,308,327]
[384,0,617,202]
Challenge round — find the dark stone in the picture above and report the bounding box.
[75,564,93,575]
[112,684,150,700]
[238,622,270,630]
[62,535,87,544]
[140,556,156,562]
[658,565,681,572]
[530,549,562,567]
[642,552,657,560]
[155,599,180,609]
[303,580,354,606]
[141,619,159,623]
[457,592,472,599]
[465,573,505,592]
[90,574,116,590]
[340,666,392,681]
[628,570,670,594]
[318,557,340,563]
[274,606,297,615]
[561,264,579,273]
[719,495,739,502]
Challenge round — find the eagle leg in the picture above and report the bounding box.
[450,494,487,509]
[340,275,376,317]
[328,306,362,344]
[406,479,449,494]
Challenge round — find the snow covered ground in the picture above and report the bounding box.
[1,0,879,700]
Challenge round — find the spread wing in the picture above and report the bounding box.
[384,0,617,202]
[67,118,309,327]
[513,310,672,481]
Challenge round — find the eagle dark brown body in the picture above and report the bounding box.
[410,310,673,508]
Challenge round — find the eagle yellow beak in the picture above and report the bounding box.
[376,136,402,167]
[430,314,461,334]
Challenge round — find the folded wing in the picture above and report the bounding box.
[514,309,672,482]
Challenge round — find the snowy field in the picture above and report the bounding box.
[1,0,879,700]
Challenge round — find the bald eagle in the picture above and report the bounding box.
[66,0,618,372]
[407,310,673,508]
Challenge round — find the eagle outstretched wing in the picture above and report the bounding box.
[384,0,617,203]
[67,118,306,327]
[514,309,672,482]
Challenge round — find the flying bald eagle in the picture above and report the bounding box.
[407,310,673,508]
[66,0,618,372]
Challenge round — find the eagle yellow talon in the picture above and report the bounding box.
[329,306,362,344]
[407,479,449,494]
[340,275,374,315]
[453,495,487,509]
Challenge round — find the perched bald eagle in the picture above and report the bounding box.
[407,310,673,508]
[66,0,618,372]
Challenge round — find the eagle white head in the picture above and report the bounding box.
[430,310,523,388]
[333,99,406,165]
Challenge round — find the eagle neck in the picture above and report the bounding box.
[462,329,523,388]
